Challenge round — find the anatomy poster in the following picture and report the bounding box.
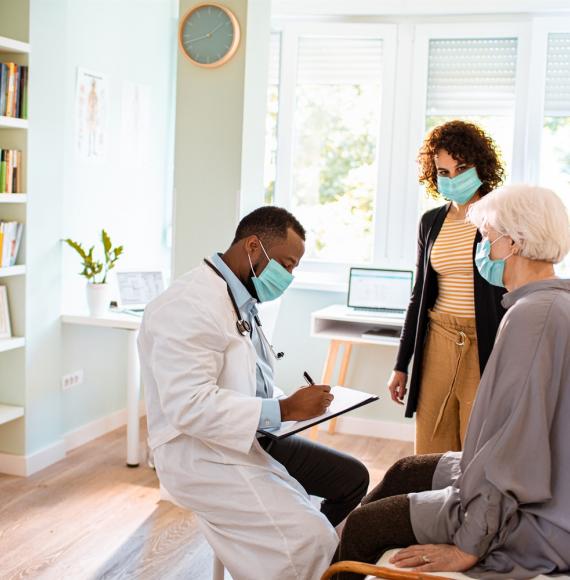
[75,68,109,161]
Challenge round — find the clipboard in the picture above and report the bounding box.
[258,386,379,440]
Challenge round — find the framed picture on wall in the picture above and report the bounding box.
[0,286,12,339]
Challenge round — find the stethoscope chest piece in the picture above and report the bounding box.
[236,319,251,336]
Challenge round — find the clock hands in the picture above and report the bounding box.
[187,21,226,44]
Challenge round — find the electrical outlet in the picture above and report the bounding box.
[61,370,84,390]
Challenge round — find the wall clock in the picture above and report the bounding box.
[179,3,241,68]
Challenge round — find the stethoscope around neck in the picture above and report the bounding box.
[204,259,285,360]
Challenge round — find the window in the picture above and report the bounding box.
[541,32,570,275]
[290,36,383,262]
[264,24,395,270]
[261,18,569,285]
[420,37,518,214]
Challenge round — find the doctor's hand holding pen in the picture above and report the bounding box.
[278,372,334,421]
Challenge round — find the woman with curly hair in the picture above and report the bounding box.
[386,120,507,454]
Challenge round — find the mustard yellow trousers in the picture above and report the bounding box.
[415,309,480,454]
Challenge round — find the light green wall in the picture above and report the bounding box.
[23,0,67,455]
[173,0,250,276]
[239,0,272,215]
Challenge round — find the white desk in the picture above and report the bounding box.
[310,305,404,436]
[62,312,142,467]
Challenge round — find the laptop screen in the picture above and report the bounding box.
[116,271,164,307]
[347,268,413,311]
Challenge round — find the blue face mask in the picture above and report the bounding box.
[248,240,294,302]
[475,235,513,288]
[437,167,482,205]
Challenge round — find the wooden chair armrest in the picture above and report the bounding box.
[321,561,452,580]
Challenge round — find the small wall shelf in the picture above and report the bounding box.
[0,194,27,203]
[0,35,30,54]
[0,265,26,278]
[0,337,25,353]
[0,404,24,426]
[0,117,28,130]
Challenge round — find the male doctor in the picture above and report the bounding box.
[138,206,369,580]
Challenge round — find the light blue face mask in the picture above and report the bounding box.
[475,235,513,288]
[437,167,482,205]
[248,240,294,302]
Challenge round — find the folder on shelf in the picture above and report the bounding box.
[258,386,379,440]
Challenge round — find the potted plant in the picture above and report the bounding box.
[64,230,123,317]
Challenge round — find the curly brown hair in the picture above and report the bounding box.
[418,120,505,200]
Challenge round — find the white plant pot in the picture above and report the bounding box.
[86,283,110,317]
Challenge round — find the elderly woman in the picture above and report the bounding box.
[334,185,570,579]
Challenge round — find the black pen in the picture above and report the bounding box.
[303,371,315,386]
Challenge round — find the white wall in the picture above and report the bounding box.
[55,0,177,439]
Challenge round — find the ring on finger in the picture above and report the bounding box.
[421,555,431,564]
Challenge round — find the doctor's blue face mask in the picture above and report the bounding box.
[248,239,294,302]
[437,166,482,205]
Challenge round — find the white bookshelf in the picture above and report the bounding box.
[0,404,24,426]
[0,193,27,203]
[0,337,25,353]
[0,35,30,54]
[0,27,29,443]
[0,116,28,129]
[0,265,25,277]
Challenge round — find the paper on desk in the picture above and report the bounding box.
[258,386,379,439]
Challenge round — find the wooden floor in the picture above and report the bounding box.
[0,422,413,580]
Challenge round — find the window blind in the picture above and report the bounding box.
[545,33,570,117]
[296,37,383,85]
[268,33,281,86]
[426,38,518,116]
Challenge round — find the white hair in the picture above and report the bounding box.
[467,184,570,264]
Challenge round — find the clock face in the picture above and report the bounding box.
[179,4,240,68]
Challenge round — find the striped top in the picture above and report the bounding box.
[431,217,478,318]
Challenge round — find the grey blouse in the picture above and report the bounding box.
[410,279,570,578]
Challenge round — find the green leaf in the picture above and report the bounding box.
[66,231,122,283]
[64,238,88,260]
[102,229,112,254]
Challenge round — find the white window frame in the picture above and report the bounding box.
[403,22,532,266]
[270,21,398,289]
[525,17,570,184]
[264,14,570,291]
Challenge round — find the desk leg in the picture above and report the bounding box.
[126,329,141,467]
[328,341,353,435]
[309,340,340,440]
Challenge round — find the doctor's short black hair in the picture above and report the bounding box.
[232,206,306,246]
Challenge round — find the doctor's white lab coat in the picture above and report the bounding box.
[138,262,338,580]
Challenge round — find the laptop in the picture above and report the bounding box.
[116,271,164,315]
[347,267,413,316]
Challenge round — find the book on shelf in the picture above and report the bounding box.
[0,149,23,193]
[0,221,23,268]
[0,285,11,338]
[0,62,28,119]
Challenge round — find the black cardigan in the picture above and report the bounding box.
[395,204,506,418]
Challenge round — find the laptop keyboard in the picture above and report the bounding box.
[350,308,404,317]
